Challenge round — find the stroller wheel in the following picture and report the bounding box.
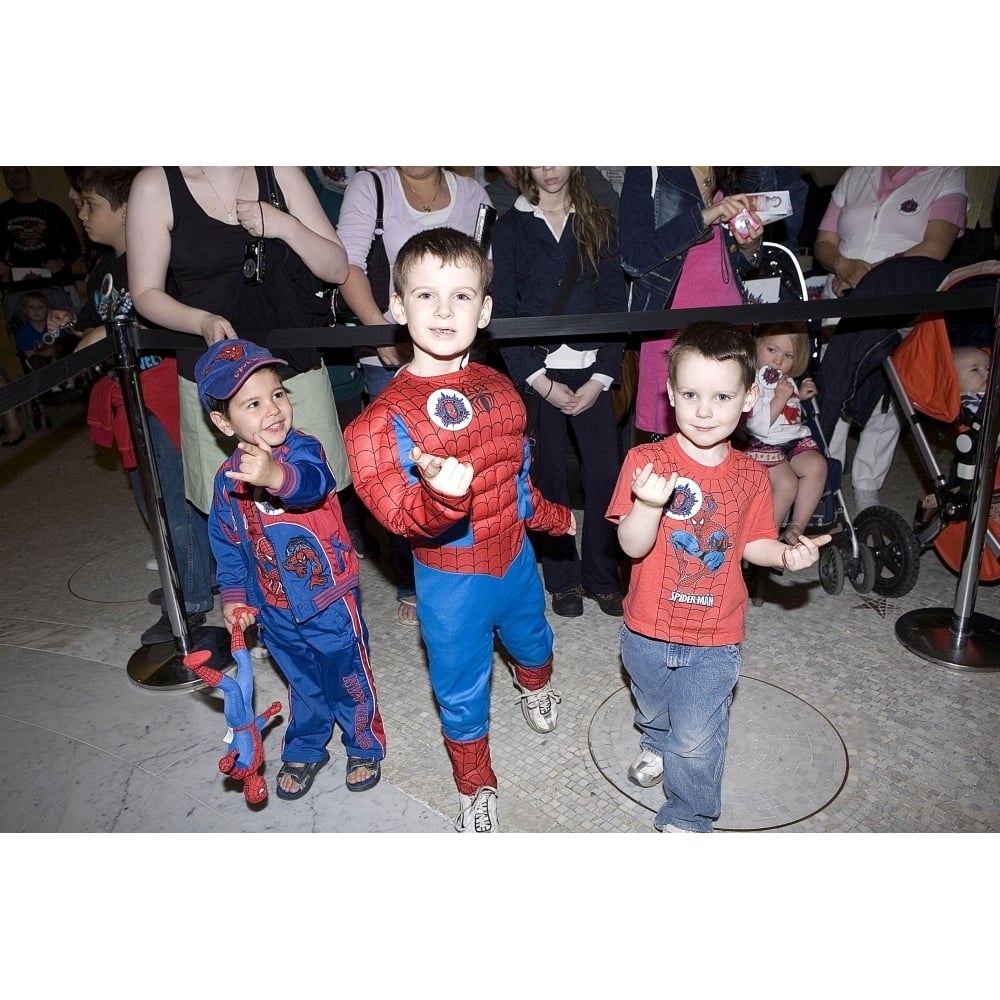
[847,542,878,595]
[853,506,921,598]
[818,544,845,595]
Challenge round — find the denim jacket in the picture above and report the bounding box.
[619,166,775,312]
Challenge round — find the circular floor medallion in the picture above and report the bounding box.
[68,540,157,604]
[589,676,849,831]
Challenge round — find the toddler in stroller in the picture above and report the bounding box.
[853,261,1000,598]
[745,322,827,545]
[742,320,876,601]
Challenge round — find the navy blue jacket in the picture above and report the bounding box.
[491,198,626,387]
[619,166,776,312]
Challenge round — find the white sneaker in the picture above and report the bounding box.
[516,681,561,733]
[146,557,159,571]
[628,748,664,788]
[455,786,499,833]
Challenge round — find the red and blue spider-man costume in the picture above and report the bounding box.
[345,362,573,794]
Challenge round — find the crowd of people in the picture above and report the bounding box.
[1,164,995,833]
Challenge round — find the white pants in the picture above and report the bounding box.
[828,403,901,493]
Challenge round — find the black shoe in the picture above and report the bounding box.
[140,611,207,645]
[584,590,624,617]
[551,587,584,617]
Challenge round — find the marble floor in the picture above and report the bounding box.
[2,400,998,840]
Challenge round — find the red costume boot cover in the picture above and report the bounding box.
[443,734,497,796]
[513,654,553,692]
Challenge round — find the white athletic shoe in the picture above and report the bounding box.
[455,786,499,833]
[516,681,561,734]
[628,748,664,788]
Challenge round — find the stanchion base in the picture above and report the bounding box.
[127,625,234,690]
[895,608,1000,672]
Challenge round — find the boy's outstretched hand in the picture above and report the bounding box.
[226,433,283,492]
[780,533,831,571]
[410,446,473,497]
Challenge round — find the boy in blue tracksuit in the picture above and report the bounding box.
[196,338,385,801]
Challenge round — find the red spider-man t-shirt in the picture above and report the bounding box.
[345,363,572,578]
[606,434,775,645]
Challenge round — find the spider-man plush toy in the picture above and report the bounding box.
[184,607,281,804]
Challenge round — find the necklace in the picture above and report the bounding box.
[201,166,247,223]
[399,169,443,212]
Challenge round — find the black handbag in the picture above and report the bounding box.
[333,170,390,323]
[257,166,332,328]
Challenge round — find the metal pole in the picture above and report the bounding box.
[109,319,230,689]
[895,284,1000,670]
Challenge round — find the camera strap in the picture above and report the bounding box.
[263,166,287,213]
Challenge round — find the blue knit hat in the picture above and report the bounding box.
[194,339,288,412]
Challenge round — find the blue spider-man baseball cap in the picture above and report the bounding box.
[195,339,289,412]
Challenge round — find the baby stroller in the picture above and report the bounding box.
[746,243,877,601]
[851,261,1000,598]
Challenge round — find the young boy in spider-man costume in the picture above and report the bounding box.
[344,228,576,833]
[606,322,829,832]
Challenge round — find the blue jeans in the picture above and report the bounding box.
[133,413,215,615]
[620,625,741,832]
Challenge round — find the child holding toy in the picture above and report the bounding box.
[195,338,385,801]
[744,322,828,543]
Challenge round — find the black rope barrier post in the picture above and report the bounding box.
[895,284,1000,671]
[109,319,231,689]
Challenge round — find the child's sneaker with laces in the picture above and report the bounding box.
[455,786,499,833]
[628,748,664,788]
[516,681,561,733]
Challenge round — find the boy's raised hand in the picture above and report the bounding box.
[410,446,473,497]
[226,433,283,491]
[632,462,677,510]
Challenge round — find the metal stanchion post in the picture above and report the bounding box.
[895,286,1000,671]
[109,319,231,689]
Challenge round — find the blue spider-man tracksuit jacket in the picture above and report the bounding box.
[209,429,358,621]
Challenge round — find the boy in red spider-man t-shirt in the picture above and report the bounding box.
[606,322,829,833]
[344,228,576,833]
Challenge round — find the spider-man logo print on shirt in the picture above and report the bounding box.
[667,477,732,589]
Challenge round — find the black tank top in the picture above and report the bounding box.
[164,166,324,380]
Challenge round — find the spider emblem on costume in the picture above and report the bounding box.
[666,481,732,585]
[427,388,473,431]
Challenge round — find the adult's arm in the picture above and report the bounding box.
[902,219,961,261]
[619,167,709,279]
[813,227,870,291]
[236,167,348,284]
[335,171,394,328]
[490,212,539,386]
[126,167,236,344]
